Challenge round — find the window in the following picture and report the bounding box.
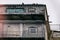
[28,27,37,33]
[6,8,25,13]
[15,8,25,13]
[28,8,36,12]
[30,28,36,33]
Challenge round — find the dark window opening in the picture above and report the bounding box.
[0,14,45,21]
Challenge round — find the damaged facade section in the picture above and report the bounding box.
[0,4,48,40]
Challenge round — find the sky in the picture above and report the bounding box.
[0,0,60,30]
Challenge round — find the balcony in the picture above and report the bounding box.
[0,14,45,23]
[1,14,45,20]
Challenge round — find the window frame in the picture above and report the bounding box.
[28,27,38,34]
[6,8,26,13]
[28,8,36,13]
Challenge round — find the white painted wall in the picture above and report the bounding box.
[50,24,60,31]
[3,24,21,37]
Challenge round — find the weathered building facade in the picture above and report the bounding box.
[0,4,50,40]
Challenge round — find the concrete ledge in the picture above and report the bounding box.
[0,20,45,23]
